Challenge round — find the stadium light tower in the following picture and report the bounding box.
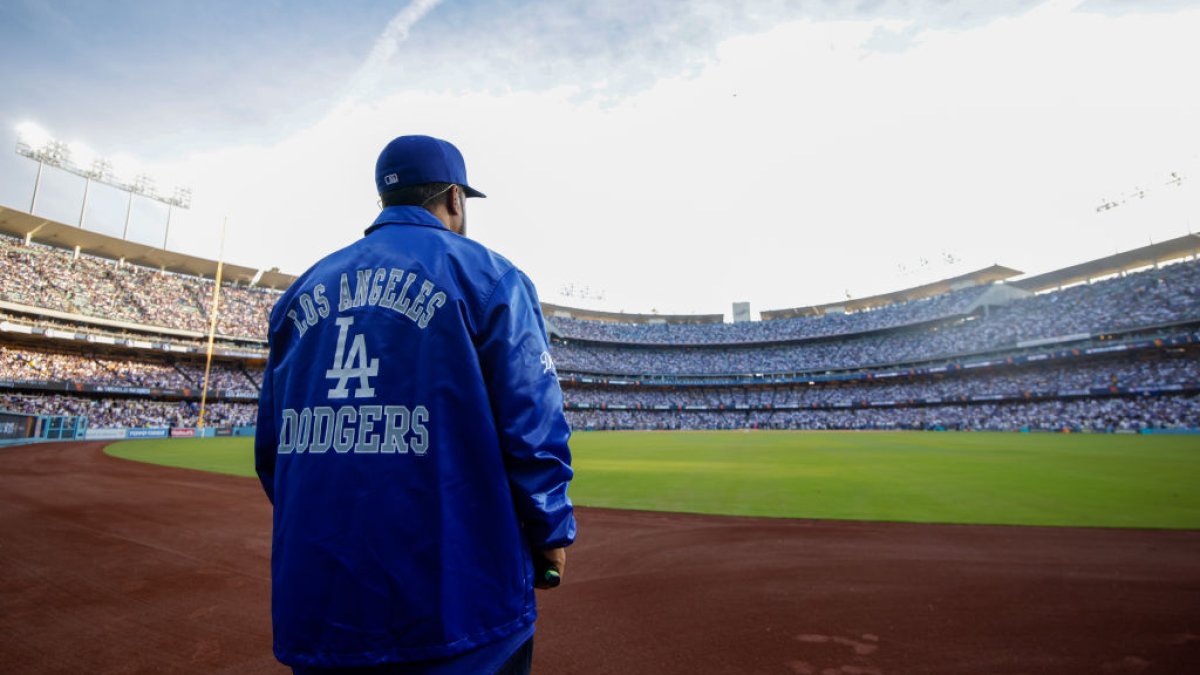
[163,186,193,249]
[14,122,192,247]
[15,122,66,213]
[1096,171,1186,213]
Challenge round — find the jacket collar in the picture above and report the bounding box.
[364,205,448,236]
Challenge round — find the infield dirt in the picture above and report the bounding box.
[1,441,1197,674]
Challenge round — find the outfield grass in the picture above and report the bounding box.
[568,431,1200,529]
[105,431,1200,529]
[107,438,256,477]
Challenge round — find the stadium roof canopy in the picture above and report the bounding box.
[542,303,724,325]
[1008,233,1200,292]
[759,264,1022,321]
[0,206,296,289]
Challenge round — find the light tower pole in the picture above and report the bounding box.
[164,187,193,249]
[17,137,70,214]
[77,157,112,229]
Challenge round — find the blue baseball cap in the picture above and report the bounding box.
[375,135,486,198]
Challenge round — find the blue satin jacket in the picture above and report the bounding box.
[255,206,575,668]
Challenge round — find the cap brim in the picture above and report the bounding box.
[463,185,486,198]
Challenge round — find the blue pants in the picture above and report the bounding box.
[291,636,533,675]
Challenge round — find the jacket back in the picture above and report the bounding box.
[255,206,575,668]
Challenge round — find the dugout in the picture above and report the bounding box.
[0,409,87,443]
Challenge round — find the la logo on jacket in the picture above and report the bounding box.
[326,317,379,399]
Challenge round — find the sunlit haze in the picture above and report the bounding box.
[1,0,1197,318]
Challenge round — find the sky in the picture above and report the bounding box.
[1,0,1198,318]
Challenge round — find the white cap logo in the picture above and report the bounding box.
[384,173,399,186]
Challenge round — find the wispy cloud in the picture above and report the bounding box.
[1077,0,1200,15]
[4,1,1198,315]
[342,0,446,107]
[341,0,1050,105]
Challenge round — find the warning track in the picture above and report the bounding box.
[1,441,1198,674]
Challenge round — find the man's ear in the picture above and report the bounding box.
[448,185,464,216]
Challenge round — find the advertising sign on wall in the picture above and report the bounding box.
[127,428,170,439]
[84,428,128,440]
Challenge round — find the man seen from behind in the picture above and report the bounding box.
[255,134,575,675]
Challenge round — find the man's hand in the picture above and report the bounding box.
[535,547,567,589]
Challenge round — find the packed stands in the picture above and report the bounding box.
[0,345,260,392]
[0,392,256,428]
[551,258,1200,375]
[552,257,1200,430]
[563,355,1200,409]
[550,285,991,345]
[550,255,1200,348]
[0,222,1197,433]
[567,395,1199,432]
[1,228,270,433]
[1,232,274,338]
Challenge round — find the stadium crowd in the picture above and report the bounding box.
[551,285,989,344]
[552,261,1200,375]
[0,392,257,428]
[0,233,276,338]
[6,232,1198,357]
[0,312,269,358]
[562,355,1200,409]
[551,257,1200,348]
[1,232,1198,433]
[7,386,1188,431]
[551,325,1193,376]
[567,394,1199,431]
[0,345,260,393]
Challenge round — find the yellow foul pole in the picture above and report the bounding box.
[198,217,228,428]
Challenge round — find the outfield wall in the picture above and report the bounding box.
[80,424,1200,439]
[84,426,257,440]
[0,410,88,445]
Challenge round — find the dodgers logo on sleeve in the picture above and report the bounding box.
[540,350,556,376]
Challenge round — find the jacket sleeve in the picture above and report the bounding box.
[477,268,576,550]
[254,351,278,505]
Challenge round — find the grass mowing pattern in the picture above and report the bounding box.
[570,431,1200,528]
[105,431,1200,529]
[106,438,256,478]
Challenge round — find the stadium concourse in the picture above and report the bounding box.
[1,205,1199,437]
